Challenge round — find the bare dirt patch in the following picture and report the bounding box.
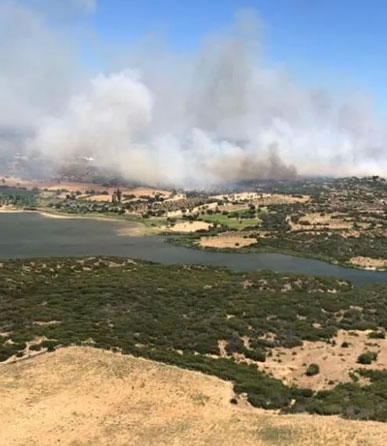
[211,192,310,205]
[164,221,213,233]
[259,330,387,390]
[257,193,310,205]
[33,320,61,326]
[38,211,82,219]
[350,256,387,270]
[0,177,170,198]
[0,347,386,446]
[0,206,24,213]
[289,213,354,231]
[0,176,38,189]
[127,187,170,198]
[83,194,112,202]
[36,211,120,223]
[200,233,257,249]
[163,193,186,202]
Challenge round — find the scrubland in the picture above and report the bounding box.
[1,257,387,422]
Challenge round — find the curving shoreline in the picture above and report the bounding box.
[1,207,387,276]
[1,205,124,221]
[167,232,387,273]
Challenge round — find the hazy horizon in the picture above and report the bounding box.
[1,0,387,186]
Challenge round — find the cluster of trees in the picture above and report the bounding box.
[0,186,39,208]
[260,206,291,232]
[255,232,387,264]
[48,201,126,215]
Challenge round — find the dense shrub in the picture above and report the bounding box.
[368,331,385,339]
[357,352,378,365]
[306,364,320,376]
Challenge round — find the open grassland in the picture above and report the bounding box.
[1,347,386,446]
[2,258,387,421]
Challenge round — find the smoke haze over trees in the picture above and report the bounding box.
[1,1,386,186]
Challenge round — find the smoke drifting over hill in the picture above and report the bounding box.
[1,1,386,186]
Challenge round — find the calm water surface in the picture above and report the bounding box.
[1,212,387,286]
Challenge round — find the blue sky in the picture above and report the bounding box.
[73,0,386,114]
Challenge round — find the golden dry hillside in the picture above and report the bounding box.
[1,348,386,446]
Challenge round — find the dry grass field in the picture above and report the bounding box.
[0,176,170,198]
[163,221,213,233]
[1,347,386,446]
[259,329,387,390]
[350,256,387,270]
[200,233,257,248]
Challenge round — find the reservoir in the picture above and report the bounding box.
[1,212,387,286]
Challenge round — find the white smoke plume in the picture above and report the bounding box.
[1,2,386,185]
[73,0,97,13]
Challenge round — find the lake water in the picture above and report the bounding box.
[1,212,387,286]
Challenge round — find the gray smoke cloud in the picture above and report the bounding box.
[1,2,386,186]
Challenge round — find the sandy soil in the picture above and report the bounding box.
[200,234,257,249]
[350,256,387,270]
[0,206,76,219]
[164,193,186,202]
[212,193,310,205]
[0,207,124,224]
[163,221,213,233]
[0,177,170,198]
[260,193,310,205]
[126,187,170,198]
[0,347,386,446]
[0,206,24,213]
[0,176,37,189]
[38,211,123,223]
[38,211,85,219]
[0,178,108,193]
[44,181,107,193]
[256,330,387,390]
[83,194,112,202]
[288,213,355,231]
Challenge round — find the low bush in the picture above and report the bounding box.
[357,351,378,365]
[306,363,320,376]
